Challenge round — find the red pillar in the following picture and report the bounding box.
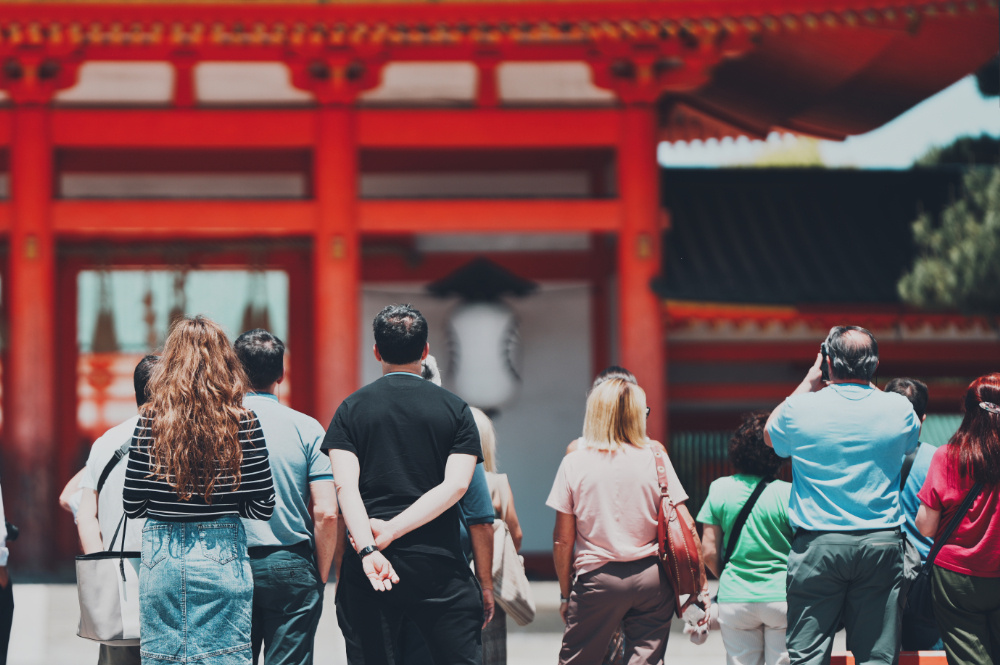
[6,106,57,568]
[617,105,666,443]
[312,107,360,424]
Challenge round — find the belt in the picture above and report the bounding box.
[796,526,901,537]
[248,540,313,558]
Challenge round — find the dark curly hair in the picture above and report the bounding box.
[729,411,784,479]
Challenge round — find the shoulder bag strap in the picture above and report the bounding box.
[900,443,921,491]
[721,478,771,572]
[107,513,126,552]
[651,445,672,501]
[926,481,984,567]
[498,475,511,523]
[97,441,132,496]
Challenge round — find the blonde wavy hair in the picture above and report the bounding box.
[579,378,649,452]
[471,407,498,472]
[144,316,251,502]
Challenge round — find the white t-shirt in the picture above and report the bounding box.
[547,443,688,575]
[79,415,144,551]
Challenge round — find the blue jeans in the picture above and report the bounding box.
[140,516,253,665]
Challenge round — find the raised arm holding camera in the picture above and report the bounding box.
[764,326,920,665]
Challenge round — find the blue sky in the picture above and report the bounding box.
[657,76,1000,169]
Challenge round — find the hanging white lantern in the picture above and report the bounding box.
[427,257,537,414]
[448,301,521,411]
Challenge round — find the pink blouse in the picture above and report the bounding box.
[547,444,687,575]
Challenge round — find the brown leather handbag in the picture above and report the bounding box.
[652,445,706,617]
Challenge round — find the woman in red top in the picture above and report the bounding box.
[916,373,1000,665]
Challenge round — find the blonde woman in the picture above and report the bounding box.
[123,317,275,665]
[547,379,698,665]
[471,407,523,665]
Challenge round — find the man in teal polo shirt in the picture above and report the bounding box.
[765,326,920,665]
[236,329,340,665]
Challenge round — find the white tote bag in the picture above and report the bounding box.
[76,516,141,646]
[490,476,536,626]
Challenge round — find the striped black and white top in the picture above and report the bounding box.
[123,412,275,522]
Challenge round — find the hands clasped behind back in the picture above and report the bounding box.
[362,549,400,591]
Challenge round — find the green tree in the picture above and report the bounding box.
[898,166,1000,314]
[916,134,999,167]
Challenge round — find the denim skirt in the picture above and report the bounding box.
[140,516,253,665]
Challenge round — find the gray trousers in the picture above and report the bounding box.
[249,543,324,665]
[931,565,1000,665]
[785,528,903,665]
[560,557,674,665]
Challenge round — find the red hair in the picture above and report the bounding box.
[947,373,1000,485]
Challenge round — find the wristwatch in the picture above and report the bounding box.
[358,544,379,559]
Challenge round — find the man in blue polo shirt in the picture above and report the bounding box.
[765,326,920,665]
[235,329,340,665]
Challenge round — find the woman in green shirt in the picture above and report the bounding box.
[697,412,793,665]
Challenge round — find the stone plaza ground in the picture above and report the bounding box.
[7,581,852,664]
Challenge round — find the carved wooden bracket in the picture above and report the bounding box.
[0,49,82,105]
[588,32,754,105]
[288,53,385,106]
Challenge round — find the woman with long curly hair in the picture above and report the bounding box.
[916,373,1000,665]
[697,412,793,665]
[123,316,275,665]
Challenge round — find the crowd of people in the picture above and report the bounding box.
[29,308,998,665]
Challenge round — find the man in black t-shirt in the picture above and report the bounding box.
[324,304,484,665]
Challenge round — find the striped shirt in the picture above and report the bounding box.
[123,413,275,522]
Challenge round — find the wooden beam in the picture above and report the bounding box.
[357,109,622,149]
[46,108,623,150]
[57,149,310,174]
[669,381,970,405]
[51,201,316,238]
[669,340,1000,366]
[362,251,598,282]
[51,109,318,148]
[359,199,620,233]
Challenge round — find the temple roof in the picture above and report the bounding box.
[0,1,995,140]
[654,167,967,305]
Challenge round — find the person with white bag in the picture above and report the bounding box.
[75,354,158,665]
[471,407,527,665]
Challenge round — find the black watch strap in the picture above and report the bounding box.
[358,544,379,559]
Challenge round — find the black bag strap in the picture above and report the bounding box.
[97,441,132,495]
[926,481,984,568]
[721,478,771,572]
[900,443,921,491]
[107,513,126,552]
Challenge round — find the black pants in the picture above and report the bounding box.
[0,576,12,665]
[249,542,324,665]
[337,550,483,665]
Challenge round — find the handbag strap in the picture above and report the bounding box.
[721,478,771,572]
[107,513,127,552]
[926,481,984,567]
[97,441,132,495]
[651,445,672,502]
[498,475,511,523]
